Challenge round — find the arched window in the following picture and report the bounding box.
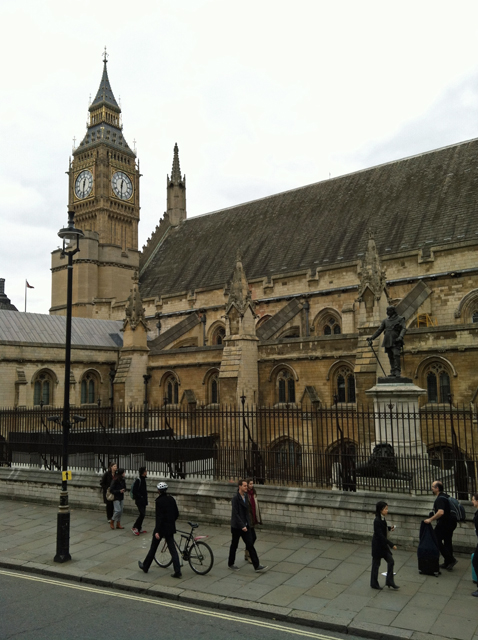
[335,367,356,403]
[426,363,451,403]
[324,317,341,335]
[277,370,296,404]
[210,374,219,404]
[314,309,342,336]
[211,326,226,345]
[473,311,478,324]
[269,438,302,483]
[33,371,54,405]
[81,372,98,404]
[164,375,179,405]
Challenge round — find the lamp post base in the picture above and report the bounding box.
[54,493,71,563]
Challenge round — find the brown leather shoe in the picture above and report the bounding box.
[110,520,115,530]
[116,522,124,530]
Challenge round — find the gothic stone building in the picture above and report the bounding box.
[1,57,478,413]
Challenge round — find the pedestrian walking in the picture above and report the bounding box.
[370,500,399,590]
[138,482,182,578]
[100,461,117,526]
[131,466,148,536]
[424,480,458,570]
[244,478,262,564]
[110,468,126,530]
[471,493,478,596]
[228,479,268,573]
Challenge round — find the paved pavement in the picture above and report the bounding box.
[0,498,477,640]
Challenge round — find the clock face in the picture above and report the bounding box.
[111,171,133,200]
[75,170,93,199]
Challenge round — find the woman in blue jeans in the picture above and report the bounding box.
[110,468,126,530]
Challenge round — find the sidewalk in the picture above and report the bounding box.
[0,499,477,640]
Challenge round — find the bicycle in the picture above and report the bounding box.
[154,521,214,575]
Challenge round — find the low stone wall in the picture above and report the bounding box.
[0,467,475,552]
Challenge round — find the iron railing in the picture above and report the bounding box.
[0,403,476,497]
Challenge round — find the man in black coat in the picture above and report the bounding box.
[424,480,458,570]
[131,466,148,535]
[138,482,182,578]
[228,479,267,572]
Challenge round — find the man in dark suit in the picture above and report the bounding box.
[228,479,268,572]
[367,305,406,377]
[138,482,182,578]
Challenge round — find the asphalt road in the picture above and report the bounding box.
[0,569,362,640]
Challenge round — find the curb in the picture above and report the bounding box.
[0,558,442,640]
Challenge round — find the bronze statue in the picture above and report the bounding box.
[367,305,406,378]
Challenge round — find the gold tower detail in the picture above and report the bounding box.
[50,50,140,319]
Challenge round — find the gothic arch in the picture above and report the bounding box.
[159,370,181,386]
[256,314,272,328]
[268,363,299,382]
[414,356,457,380]
[30,368,59,385]
[80,369,101,405]
[278,325,300,339]
[454,288,478,322]
[208,321,226,345]
[326,359,355,381]
[313,308,342,336]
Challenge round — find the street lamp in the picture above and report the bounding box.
[54,210,84,563]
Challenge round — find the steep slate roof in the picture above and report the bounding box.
[90,59,120,112]
[0,311,123,348]
[140,138,478,300]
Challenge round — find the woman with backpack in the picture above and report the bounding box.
[100,461,117,526]
[371,500,399,590]
[110,468,127,530]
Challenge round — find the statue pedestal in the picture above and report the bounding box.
[365,379,427,457]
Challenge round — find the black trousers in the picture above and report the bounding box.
[105,500,114,521]
[435,520,457,566]
[228,528,259,569]
[371,551,394,587]
[133,504,146,531]
[143,534,181,574]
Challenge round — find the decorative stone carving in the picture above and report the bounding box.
[356,229,387,302]
[124,271,148,331]
[225,251,253,316]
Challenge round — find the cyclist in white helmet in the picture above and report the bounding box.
[138,481,181,578]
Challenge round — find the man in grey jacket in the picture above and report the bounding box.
[228,479,268,572]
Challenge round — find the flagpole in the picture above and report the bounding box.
[25,280,27,313]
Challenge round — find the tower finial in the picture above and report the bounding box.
[170,142,182,184]
[103,46,108,64]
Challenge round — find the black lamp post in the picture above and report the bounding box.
[53,211,84,563]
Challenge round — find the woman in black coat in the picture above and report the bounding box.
[100,461,117,526]
[371,500,399,590]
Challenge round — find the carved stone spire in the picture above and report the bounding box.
[166,143,186,226]
[170,143,183,184]
[356,228,387,302]
[124,271,147,331]
[226,250,252,315]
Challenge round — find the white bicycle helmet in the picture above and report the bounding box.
[157,482,168,491]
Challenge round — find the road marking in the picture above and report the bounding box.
[0,568,338,639]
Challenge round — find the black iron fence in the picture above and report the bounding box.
[0,403,477,497]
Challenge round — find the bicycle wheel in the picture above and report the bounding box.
[188,540,214,575]
[153,539,174,568]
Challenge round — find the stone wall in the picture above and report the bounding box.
[0,467,475,552]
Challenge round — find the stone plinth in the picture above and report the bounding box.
[365,379,427,456]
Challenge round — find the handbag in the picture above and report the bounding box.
[106,487,115,501]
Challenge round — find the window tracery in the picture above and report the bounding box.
[425,362,451,403]
[277,369,296,404]
[335,366,356,403]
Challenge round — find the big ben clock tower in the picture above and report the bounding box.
[51,50,140,319]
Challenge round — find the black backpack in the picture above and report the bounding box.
[448,495,466,522]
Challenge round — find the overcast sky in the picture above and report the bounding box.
[2,0,478,314]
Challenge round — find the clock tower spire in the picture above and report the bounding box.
[50,50,140,320]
